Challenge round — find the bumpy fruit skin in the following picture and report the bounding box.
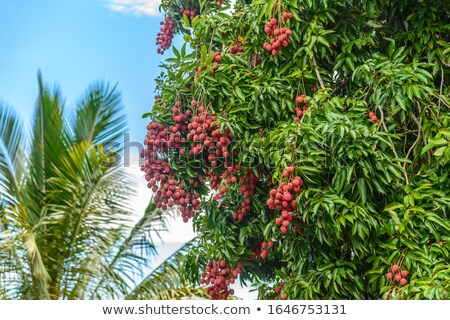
[200,259,242,300]
[156,16,175,54]
[263,16,293,55]
[392,264,399,273]
[400,278,408,286]
[281,293,287,300]
[401,270,408,278]
[386,272,393,280]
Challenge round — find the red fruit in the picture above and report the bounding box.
[214,54,222,62]
[295,96,304,104]
[294,117,300,122]
[287,166,294,173]
[282,220,290,227]
[261,242,267,249]
[386,272,393,280]
[281,293,287,300]
[283,193,292,201]
[401,270,408,278]
[438,241,444,246]
[283,170,289,177]
[369,112,375,118]
[392,265,399,273]
[400,278,407,286]
[268,241,274,248]
[371,115,378,121]
[280,226,288,233]
[395,274,402,282]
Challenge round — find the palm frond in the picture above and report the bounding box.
[73,82,126,146]
[27,72,67,225]
[0,102,26,205]
[126,239,199,300]
[45,142,135,299]
[86,202,172,299]
[150,285,209,300]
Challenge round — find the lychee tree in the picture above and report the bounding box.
[143,0,450,299]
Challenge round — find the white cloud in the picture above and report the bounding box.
[104,0,162,17]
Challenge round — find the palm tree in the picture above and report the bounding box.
[0,73,205,300]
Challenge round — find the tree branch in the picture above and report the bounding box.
[311,56,326,90]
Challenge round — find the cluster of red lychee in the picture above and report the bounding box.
[187,102,233,168]
[267,167,304,233]
[273,282,287,300]
[156,16,175,54]
[221,164,241,186]
[368,111,379,124]
[169,101,189,149]
[294,94,309,122]
[211,163,240,199]
[211,52,222,75]
[144,122,171,154]
[229,36,248,54]
[230,170,258,221]
[259,241,274,259]
[238,169,258,197]
[142,121,200,222]
[386,264,408,286]
[180,6,198,20]
[263,15,293,56]
[200,259,242,300]
[209,170,224,192]
[232,198,252,221]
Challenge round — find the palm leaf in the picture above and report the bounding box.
[73,82,126,146]
[126,239,201,300]
[150,285,209,300]
[46,142,134,299]
[0,102,26,204]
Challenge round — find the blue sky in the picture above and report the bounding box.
[0,0,171,144]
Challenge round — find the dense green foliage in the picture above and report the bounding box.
[145,0,450,299]
[0,74,206,300]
